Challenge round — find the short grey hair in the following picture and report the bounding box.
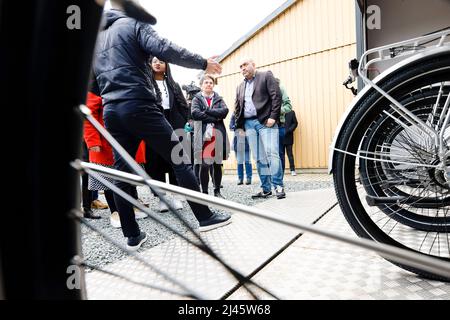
[239,57,255,67]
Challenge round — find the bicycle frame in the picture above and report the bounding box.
[329,30,450,173]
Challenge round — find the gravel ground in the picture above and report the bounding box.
[81,174,333,269]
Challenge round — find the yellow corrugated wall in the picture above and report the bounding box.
[218,0,356,170]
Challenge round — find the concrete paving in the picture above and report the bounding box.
[85,175,450,300]
[85,188,337,300]
[229,205,450,300]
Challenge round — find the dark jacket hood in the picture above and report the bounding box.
[103,9,128,29]
[94,7,205,107]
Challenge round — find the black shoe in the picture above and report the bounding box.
[214,190,225,199]
[199,212,232,232]
[275,186,286,199]
[251,190,272,199]
[83,209,101,219]
[126,232,148,251]
[245,179,252,185]
[220,184,224,189]
[237,180,244,185]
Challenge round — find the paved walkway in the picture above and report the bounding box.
[229,205,450,300]
[85,177,450,300]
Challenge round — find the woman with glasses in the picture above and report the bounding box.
[191,74,230,198]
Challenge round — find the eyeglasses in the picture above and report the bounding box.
[152,58,165,64]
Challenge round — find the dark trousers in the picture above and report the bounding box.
[81,171,93,211]
[104,190,117,213]
[194,163,222,194]
[284,144,296,171]
[144,108,179,190]
[104,102,212,237]
[81,142,93,211]
[209,164,223,189]
[145,145,178,191]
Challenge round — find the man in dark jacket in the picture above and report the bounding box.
[234,58,285,199]
[283,110,299,176]
[93,9,231,250]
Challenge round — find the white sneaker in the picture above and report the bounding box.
[110,211,121,229]
[291,170,297,176]
[199,212,232,232]
[159,200,169,212]
[126,232,148,251]
[137,198,150,208]
[172,198,184,210]
[134,208,147,220]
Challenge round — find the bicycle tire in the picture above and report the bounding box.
[333,53,450,281]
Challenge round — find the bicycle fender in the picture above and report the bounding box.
[328,46,450,174]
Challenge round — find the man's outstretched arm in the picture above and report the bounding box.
[137,24,221,74]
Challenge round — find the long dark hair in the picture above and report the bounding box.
[148,56,188,110]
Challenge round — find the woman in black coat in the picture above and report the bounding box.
[145,56,190,212]
[283,110,298,175]
[191,74,230,197]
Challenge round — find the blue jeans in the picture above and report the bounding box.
[244,119,284,192]
[278,126,286,177]
[236,138,252,181]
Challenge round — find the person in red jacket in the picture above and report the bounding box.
[84,90,147,228]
